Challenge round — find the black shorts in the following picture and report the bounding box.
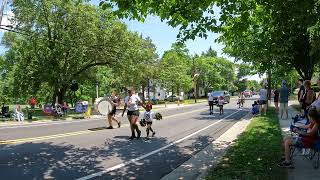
[209,101,214,106]
[127,110,140,116]
[109,107,116,115]
[259,100,267,105]
[146,121,152,125]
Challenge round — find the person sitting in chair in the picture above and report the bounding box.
[15,105,24,122]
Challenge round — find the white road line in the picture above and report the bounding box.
[76,109,242,180]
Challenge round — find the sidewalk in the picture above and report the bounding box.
[161,111,252,180]
[279,101,320,180]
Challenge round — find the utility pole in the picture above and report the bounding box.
[96,83,99,98]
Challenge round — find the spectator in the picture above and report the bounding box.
[28,96,37,109]
[15,105,24,122]
[259,86,268,115]
[63,102,69,114]
[251,101,259,115]
[280,80,289,119]
[301,80,316,116]
[278,107,320,168]
[274,88,280,111]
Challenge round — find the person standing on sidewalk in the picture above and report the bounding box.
[122,89,144,140]
[273,88,280,112]
[208,90,214,115]
[279,80,289,119]
[301,80,316,116]
[259,86,268,115]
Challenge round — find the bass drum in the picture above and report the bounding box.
[95,98,113,116]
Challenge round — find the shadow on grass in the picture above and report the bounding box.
[206,108,287,180]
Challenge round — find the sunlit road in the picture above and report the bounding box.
[0,97,255,180]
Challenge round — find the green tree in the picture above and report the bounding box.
[159,45,192,97]
[102,0,320,80]
[4,0,141,104]
[201,46,217,57]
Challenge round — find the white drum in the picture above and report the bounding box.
[96,98,113,116]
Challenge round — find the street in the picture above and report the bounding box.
[0,98,254,180]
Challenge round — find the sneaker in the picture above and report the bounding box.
[277,161,294,168]
[106,126,113,129]
[118,122,121,128]
[137,130,141,139]
[129,136,136,140]
[152,132,156,137]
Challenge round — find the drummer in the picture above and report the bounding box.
[122,88,144,139]
[107,91,121,129]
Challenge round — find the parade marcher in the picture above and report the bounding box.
[107,91,121,129]
[218,96,224,115]
[122,89,144,140]
[143,103,156,140]
[208,90,214,115]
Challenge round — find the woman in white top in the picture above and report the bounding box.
[122,89,145,139]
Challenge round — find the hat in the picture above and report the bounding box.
[282,80,286,85]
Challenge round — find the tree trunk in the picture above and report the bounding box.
[147,79,150,102]
[52,85,68,105]
[267,69,272,101]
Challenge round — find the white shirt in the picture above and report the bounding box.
[144,111,155,122]
[259,89,268,101]
[218,99,224,105]
[124,94,141,111]
[208,92,214,101]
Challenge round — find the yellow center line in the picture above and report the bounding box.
[0,108,206,144]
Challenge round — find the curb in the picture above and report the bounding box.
[161,111,253,180]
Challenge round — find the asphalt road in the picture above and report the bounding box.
[0,97,255,180]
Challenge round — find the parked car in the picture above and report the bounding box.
[243,90,252,97]
[165,95,183,102]
[211,91,230,104]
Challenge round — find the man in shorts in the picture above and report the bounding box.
[122,89,144,140]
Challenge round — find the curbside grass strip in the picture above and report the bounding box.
[205,107,287,180]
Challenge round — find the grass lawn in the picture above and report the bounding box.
[206,108,287,180]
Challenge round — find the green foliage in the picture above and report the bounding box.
[102,0,320,80]
[1,0,157,104]
[159,46,192,95]
[194,55,236,92]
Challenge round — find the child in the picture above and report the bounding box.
[143,104,156,139]
[251,101,259,115]
[218,96,224,115]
